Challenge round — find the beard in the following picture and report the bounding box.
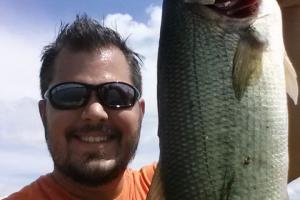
[45,121,141,187]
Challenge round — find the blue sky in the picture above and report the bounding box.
[0,0,162,197]
[0,0,162,22]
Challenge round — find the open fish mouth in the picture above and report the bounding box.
[209,0,261,18]
[214,0,240,8]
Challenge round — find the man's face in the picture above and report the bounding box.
[39,46,145,186]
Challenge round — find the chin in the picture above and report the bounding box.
[55,153,132,187]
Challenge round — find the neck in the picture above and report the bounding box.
[50,168,125,200]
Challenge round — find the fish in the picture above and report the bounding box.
[147,0,298,199]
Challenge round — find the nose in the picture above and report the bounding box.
[81,92,109,122]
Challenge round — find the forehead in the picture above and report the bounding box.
[51,46,132,85]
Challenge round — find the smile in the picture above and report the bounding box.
[79,136,112,143]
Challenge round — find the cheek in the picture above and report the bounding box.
[46,110,80,164]
[112,109,142,136]
[46,107,80,133]
[47,113,67,136]
[46,110,76,149]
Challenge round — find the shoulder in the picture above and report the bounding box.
[123,163,157,199]
[126,163,157,185]
[127,163,157,185]
[3,175,53,200]
[136,163,157,181]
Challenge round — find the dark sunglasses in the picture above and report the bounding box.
[44,82,141,110]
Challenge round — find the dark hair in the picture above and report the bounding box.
[40,14,143,97]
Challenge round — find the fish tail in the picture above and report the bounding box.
[232,26,267,100]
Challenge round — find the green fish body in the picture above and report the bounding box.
[153,0,290,199]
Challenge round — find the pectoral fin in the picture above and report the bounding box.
[232,27,267,100]
[284,52,298,105]
[146,163,165,200]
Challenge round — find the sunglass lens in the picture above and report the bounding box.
[100,83,136,108]
[51,84,88,109]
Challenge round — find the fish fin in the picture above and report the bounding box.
[146,163,165,200]
[184,0,215,5]
[232,26,267,100]
[284,52,298,105]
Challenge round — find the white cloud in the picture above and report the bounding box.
[103,6,161,115]
[0,5,161,197]
[0,98,44,145]
[0,26,53,101]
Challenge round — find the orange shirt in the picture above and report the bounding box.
[4,164,156,200]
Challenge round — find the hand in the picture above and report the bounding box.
[277,0,300,182]
[277,0,300,8]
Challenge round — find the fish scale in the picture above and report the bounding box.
[155,0,288,199]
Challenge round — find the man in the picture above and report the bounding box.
[5,15,155,200]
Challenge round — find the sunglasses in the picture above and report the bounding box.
[44,82,141,110]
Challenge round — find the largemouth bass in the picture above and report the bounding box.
[147,0,298,199]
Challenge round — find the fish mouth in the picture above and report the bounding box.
[214,0,240,8]
[208,0,261,19]
[186,0,260,31]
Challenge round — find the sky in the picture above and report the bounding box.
[0,0,162,197]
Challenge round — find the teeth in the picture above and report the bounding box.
[102,126,112,134]
[80,136,110,143]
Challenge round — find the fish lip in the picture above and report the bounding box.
[185,0,260,20]
[186,3,258,31]
[214,0,240,9]
[209,0,261,19]
[209,6,259,20]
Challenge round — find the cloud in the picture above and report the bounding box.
[0,25,53,101]
[0,98,44,145]
[0,5,161,197]
[104,5,161,114]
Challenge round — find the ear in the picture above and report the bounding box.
[38,100,47,127]
[138,98,145,118]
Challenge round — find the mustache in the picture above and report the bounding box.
[66,123,119,138]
